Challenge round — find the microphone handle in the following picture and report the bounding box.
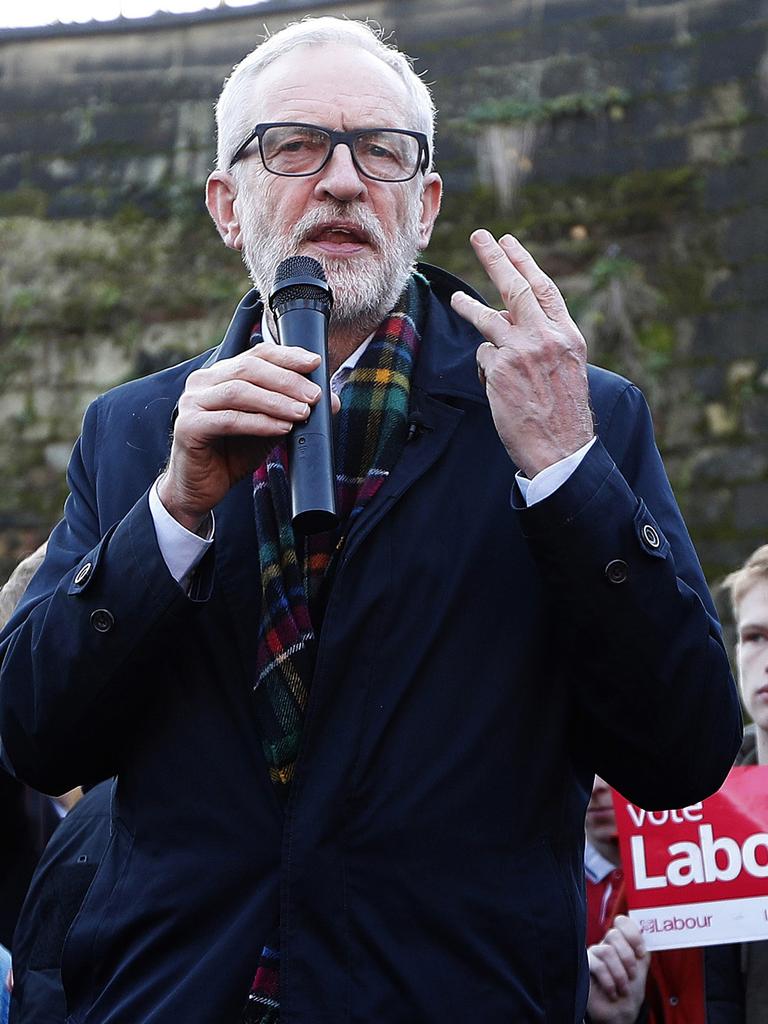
[275,305,339,534]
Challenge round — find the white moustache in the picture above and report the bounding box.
[291,206,387,252]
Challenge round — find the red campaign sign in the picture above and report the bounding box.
[612,766,768,949]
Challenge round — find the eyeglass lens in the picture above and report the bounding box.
[260,125,420,180]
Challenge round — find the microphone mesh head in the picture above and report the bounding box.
[272,256,331,308]
[275,255,327,286]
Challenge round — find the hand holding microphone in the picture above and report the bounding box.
[157,256,338,534]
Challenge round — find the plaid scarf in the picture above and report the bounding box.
[243,273,429,1024]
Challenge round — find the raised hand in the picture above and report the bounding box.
[450,230,594,479]
[157,342,340,532]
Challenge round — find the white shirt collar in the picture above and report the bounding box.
[584,841,619,884]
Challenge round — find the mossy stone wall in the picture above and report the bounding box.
[0,0,767,591]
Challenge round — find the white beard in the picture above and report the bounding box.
[238,189,423,332]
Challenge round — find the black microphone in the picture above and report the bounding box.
[269,256,338,535]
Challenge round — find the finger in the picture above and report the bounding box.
[451,290,521,349]
[330,392,341,416]
[587,948,620,1001]
[498,234,570,324]
[475,337,499,382]
[602,945,632,997]
[469,229,543,325]
[474,339,498,389]
[191,342,321,385]
[190,353,323,405]
[183,408,296,440]
[612,915,647,959]
[188,379,312,422]
[251,341,323,371]
[602,927,639,984]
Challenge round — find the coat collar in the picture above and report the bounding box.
[412,263,489,406]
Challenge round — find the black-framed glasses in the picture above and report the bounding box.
[228,122,430,182]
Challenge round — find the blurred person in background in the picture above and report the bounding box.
[721,543,768,1022]
[723,544,768,769]
[0,16,742,1023]
[0,543,81,1022]
[7,779,112,1024]
[0,543,69,950]
[0,546,47,632]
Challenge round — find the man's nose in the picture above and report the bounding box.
[314,143,367,202]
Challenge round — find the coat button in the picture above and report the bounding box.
[74,562,92,586]
[605,559,629,584]
[90,609,114,633]
[641,523,661,549]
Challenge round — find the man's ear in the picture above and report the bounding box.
[206,171,243,251]
[418,172,443,251]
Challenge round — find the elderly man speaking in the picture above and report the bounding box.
[0,17,741,1024]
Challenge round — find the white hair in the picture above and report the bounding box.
[214,16,436,174]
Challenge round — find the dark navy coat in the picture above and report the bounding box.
[0,265,742,1023]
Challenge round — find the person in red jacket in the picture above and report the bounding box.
[585,775,707,1024]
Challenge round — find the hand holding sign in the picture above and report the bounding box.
[587,915,649,1024]
[613,766,768,950]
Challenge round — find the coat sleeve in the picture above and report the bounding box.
[0,397,212,794]
[513,381,742,809]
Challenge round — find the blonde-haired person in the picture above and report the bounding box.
[723,544,768,768]
[0,545,47,632]
[720,544,768,1022]
[0,544,84,826]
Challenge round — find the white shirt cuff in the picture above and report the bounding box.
[515,437,597,507]
[149,480,213,588]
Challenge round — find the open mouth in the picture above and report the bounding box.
[304,222,373,252]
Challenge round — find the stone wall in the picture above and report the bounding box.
[0,0,767,597]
